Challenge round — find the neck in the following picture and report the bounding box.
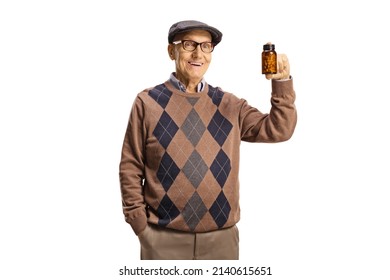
[186,84,198,93]
[176,73,201,93]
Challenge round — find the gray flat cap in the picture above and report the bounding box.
[168,20,223,45]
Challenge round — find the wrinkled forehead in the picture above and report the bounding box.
[173,29,212,42]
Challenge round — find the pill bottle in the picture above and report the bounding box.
[262,43,277,74]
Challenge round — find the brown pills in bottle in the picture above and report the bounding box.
[262,43,277,74]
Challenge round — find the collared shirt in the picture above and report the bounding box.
[169,73,206,93]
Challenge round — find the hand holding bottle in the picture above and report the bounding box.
[262,42,290,80]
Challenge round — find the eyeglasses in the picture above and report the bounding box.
[172,40,215,53]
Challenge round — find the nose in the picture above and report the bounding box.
[192,44,202,57]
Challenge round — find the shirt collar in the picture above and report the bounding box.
[169,73,205,93]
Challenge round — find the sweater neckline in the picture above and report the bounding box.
[164,80,209,98]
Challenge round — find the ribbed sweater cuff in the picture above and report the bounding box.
[271,78,294,96]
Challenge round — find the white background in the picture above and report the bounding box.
[1,0,389,279]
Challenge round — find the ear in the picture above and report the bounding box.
[167,44,175,60]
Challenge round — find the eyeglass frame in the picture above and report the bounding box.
[172,40,215,53]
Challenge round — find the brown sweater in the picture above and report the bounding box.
[120,79,297,235]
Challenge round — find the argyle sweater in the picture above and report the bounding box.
[120,79,297,235]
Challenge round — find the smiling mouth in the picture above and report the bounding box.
[189,61,203,66]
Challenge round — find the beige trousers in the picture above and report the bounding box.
[138,223,239,260]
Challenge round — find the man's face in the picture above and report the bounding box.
[169,30,213,85]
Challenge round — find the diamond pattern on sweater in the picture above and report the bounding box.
[209,191,231,228]
[157,194,180,227]
[182,150,208,188]
[147,83,236,231]
[210,149,231,188]
[207,85,224,106]
[181,108,206,147]
[207,109,233,147]
[182,192,207,231]
[186,97,199,106]
[148,84,172,109]
[153,111,179,149]
[157,153,180,191]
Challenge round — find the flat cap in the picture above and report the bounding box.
[168,20,223,45]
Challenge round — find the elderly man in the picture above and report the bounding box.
[119,20,297,260]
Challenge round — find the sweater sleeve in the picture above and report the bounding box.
[119,95,147,235]
[239,79,297,142]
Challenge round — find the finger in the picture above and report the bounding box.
[282,54,290,79]
[282,54,289,70]
[267,72,284,80]
[267,69,289,80]
[277,55,284,74]
[278,54,287,71]
[276,54,290,79]
[270,55,284,80]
